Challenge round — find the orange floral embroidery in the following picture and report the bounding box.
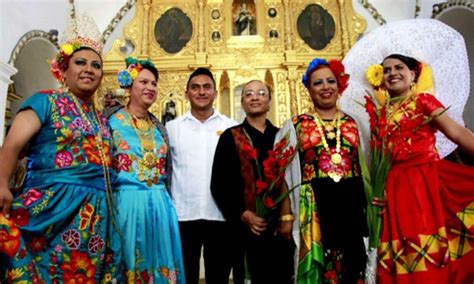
[60,250,96,284]
[79,203,100,234]
[82,135,111,166]
[0,214,21,257]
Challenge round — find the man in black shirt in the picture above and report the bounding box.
[211,80,294,284]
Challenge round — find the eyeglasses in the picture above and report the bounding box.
[243,89,268,98]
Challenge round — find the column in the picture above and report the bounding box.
[0,61,18,145]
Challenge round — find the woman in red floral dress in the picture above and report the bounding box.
[279,58,367,283]
[368,54,474,284]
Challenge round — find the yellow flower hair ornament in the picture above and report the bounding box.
[366,64,384,87]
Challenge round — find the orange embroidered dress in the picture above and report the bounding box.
[377,93,474,283]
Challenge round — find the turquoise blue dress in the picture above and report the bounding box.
[0,89,123,283]
[109,108,184,283]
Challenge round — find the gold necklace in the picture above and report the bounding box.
[127,109,159,187]
[313,111,343,183]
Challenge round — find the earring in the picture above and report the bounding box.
[60,79,69,93]
[410,81,416,91]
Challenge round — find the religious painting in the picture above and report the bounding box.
[233,1,256,36]
[154,8,193,54]
[297,4,335,50]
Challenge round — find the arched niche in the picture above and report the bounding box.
[218,71,231,118]
[9,34,58,124]
[434,5,474,131]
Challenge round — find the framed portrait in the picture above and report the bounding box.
[154,8,193,54]
[297,4,336,50]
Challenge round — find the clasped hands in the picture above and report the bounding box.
[241,210,293,241]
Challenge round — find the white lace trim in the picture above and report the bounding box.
[341,19,470,158]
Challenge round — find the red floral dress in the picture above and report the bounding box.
[377,93,474,284]
[294,113,367,283]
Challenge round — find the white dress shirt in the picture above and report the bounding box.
[166,110,238,221]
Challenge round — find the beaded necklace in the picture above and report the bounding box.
[313,110,343,183]
[127,109,159,187]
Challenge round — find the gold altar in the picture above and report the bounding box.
[102,0,366,125]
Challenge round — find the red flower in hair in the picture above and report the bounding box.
[328,59,349,93]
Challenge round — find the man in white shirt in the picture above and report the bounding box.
[166,68,237,284]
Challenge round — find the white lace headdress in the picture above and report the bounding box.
[50,13,103,82]
[341,19,470,157]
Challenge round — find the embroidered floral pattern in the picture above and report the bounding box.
[111,110,168,185]
[4,90,121,283]
[47,91,113,169]
[88,235,105,254]
[114,153,133,172]
[296,114,360,180]
[0,214,21,257]
[61,229,81,250]
[60,250,96,284]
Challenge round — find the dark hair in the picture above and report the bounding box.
[241,79,272,99]
[61,46,103,72]
[186,68,216,90]
[383,54,421,82]
[141,64,159,81]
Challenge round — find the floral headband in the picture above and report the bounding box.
[50,36,103,82]
[117,57,156,88]
[302,58,350,93]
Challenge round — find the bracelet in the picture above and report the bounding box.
[279,214,294,222]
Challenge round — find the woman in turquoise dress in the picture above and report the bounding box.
[108,57,185,283]
[0,34,123,281]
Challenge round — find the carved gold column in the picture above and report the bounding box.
[197,0,205,53]
[338,0,350,56]
[283,0,293,51]
[194,0,207,64]
[286,66,299,115]
[140,0,151,55]
[282,0,297,62]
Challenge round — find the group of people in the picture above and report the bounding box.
[0,16,474,284]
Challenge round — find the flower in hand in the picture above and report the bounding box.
[241,210,267,235]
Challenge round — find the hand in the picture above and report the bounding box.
[0,186,13,218]
[277,220,293,241]
[241,210,267,235]
[372,196,387,216]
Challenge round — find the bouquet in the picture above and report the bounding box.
[359,92,443,249]
[242,130,297,218]
[358,94,393,249]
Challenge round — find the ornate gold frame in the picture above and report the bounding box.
[102,0,366,125]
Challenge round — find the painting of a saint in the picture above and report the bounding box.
[155,8,193,54]
[297,4,335,50]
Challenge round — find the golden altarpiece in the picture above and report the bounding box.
[102,0,366,125]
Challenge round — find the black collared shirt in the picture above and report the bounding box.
[211,118,279,224]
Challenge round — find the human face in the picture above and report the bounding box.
[307,67,339,112]
[128,69,157,110]
[382,58,415,97]
[241,80,271,117]
[62,49,103,101]
[186,74,217,111]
